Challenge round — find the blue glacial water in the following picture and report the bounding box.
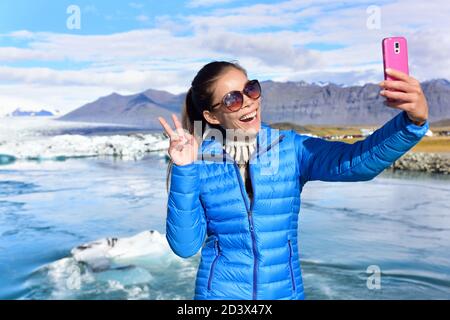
[1,154,450,300]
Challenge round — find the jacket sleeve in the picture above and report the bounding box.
[165,162,207,258]
[295,111,429,185]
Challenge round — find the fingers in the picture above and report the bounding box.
[172,141,184,152]
[158,114,187,140]
[384,100,412,110]
[380,89,411,102]
[171,114,186,139]
[379,80,412,93]
[380,72,424,110]
[158,117,176,139]
[382,71,428,123]
[385,68,418,85]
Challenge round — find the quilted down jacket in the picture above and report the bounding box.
[165,110,429,300]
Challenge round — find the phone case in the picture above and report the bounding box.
[382,36,409,81]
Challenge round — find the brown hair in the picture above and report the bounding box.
[166,61,248,192]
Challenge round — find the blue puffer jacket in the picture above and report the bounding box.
[165,111,429,300]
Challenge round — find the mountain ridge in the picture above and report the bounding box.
[58,79,450,127]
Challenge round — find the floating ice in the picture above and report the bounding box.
[0,133,169,161]
[0,154,16,165]
[71,230,181,272]
[27,230,199,299]
[0,117,169,161]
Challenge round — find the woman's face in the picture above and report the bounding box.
[203,68,261,135]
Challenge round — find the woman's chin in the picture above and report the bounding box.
[238,114,261,134]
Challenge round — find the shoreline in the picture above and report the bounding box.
[388,152,450,174]
[271,122,450,175]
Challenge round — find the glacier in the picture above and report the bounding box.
[0,117,169,161]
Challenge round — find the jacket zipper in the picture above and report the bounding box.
[207,239,221,291]
[228,133,285,300]
[288,239,296,292]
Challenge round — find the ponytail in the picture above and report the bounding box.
[182,87,200,136]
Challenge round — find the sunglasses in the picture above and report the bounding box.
[210,79,261,112]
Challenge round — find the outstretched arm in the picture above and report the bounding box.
[296,69,429,185]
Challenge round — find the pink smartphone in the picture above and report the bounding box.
[382,36,409,81]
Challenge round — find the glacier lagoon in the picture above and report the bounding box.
[0,117,449,300]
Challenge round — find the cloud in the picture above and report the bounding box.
[84,5,97,14]
[186,0,238,8]
[0,27,322,70]
[0,84,115,115]
[136,14,150,22]
[199,30,324,69]
[185,1,323,32]
[1,0,450,113]
[0,46,62,61]
[0,65,193,92]
[129,2,144,9]
[6,30,35,39]
[0,65,194,113]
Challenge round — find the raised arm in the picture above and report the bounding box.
[158,114,206,258]
[296,69,429,185]
[166,162,206,258]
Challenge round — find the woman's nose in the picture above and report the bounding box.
[242,95,254,109]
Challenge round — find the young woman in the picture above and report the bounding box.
[158,61,429,300]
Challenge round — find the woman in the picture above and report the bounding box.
[158,61,429,300]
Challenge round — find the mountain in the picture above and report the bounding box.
[58,89,185,128]
[58,79,450,127]
[260,78,450,125]
[6,108,59,117]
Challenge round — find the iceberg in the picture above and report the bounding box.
[0,117,169,161]
[0,154,16,165]
[27,230,198,299]
[0,132,169,161]
[71,230,182,272]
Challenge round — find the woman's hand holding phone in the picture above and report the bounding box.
[379,69,429,126]
[380,37,428,126]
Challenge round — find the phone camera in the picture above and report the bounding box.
[394,41,400,54]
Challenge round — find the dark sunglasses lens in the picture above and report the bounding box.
[244,80,261,99]
[224,91,243,111]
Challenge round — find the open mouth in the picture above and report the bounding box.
[239,109,258,123]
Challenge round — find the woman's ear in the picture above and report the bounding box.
[203,110,221,125]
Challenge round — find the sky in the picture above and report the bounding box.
[0,0,449,114]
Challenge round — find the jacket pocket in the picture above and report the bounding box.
[207,239,221,291]
[288,239,296,292]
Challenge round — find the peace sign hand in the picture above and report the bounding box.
[158,114,199,166]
